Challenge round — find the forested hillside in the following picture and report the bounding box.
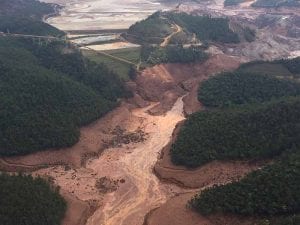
[0,173,66,225]
[0,0,56,19]
[127,11,255,45]
[127,12,172,44]
[0,16,64,36]
[198,72,300,107]
[166,13,240,43]
[0,0,63,36]
[191,150,300,217]
[171,97,300,167]
[172,59,300,167]
[0,37,128,156]
[0,0,129,156]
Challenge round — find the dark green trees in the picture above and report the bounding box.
[198,72,300,107]
[0,173,66,225]
[167,13,240,43]
[191,151,300,216]
[0,38,128,156]
[171,97,300,167]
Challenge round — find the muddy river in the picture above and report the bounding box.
[35,97,189,225]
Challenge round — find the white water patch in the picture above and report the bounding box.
[71,34,120,45]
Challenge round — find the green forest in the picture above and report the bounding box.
[0,173,66,225]
[190,150,300,216]
[171,97,300,167]
[198,71,300,107]
[126,12,172,44]
[0,37,128,156]
[127,11,250,45]
[0,0,63,36]
[166,13,240,43]
[0,16,64,36]
[0,0,127,156]
[0,0,56,19]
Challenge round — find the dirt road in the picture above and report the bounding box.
[161,24,182,47]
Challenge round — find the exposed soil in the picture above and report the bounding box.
[144,192,257,225]
[136,54,241,116]
[144,193,211,225]
[61,190,93,225]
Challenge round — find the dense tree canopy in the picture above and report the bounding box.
[0,16,64,36]
[18,39,129,101]
[190,150,300,216]
[198,71,300,107]
[127,12,172,44]
[127,12,247,45]
[171,97,300,167]
[0,0,129,156]
[0,0,56,19]
[0,37,128,156]
[0,0,63,36]
[0,173,66,225]
[166,13,240,43]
